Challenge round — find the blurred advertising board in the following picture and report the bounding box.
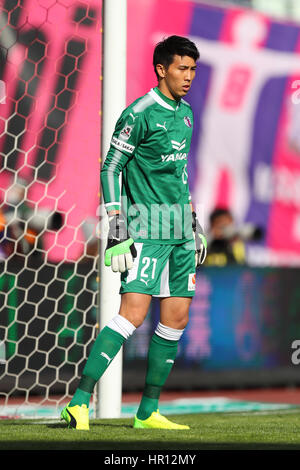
[124,266,300,389]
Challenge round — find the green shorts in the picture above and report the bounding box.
[120,241,196,297]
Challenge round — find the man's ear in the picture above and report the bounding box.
[156,63,166,79]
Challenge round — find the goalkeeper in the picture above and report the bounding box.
[61,35,206,430]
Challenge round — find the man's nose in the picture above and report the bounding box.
[185,70,191,81]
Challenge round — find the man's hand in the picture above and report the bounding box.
[192,211,207,267]
[105,214,137,273]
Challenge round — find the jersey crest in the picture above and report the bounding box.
[120,125,133,139]
[184,116,192,128]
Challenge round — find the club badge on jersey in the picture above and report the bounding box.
[120,125,133,140]
[184,116,192,128]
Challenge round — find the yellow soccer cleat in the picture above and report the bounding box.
[133,410,190,430]
[60,403,89,431]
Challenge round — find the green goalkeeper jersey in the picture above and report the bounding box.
[101,86,194,244]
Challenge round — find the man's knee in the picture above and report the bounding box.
[160,297,191,330]
[119,293,151,328]
[170,312,189,330]
[119,310,145,328]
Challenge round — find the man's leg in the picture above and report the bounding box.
[135,297,191,428]
[61,293,151,429]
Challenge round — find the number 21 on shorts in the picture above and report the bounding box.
[140,257,157,284]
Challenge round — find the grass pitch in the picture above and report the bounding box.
[1,410,300,451]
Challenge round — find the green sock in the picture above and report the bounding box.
[69,383,91,407]
[70,326,126,407]
[136,333,179,420]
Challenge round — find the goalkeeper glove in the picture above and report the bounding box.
[192,211,207,267]
[104,214,137,273]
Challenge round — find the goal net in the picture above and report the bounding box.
[0,0,101,418]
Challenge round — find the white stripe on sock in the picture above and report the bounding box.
[155,322,184,341]
[107,315,136,340]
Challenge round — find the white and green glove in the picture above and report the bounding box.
[104,214,137,273]
[192,211,207,267]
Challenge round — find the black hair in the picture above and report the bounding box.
[153,35,200,80]
[209,207,233,226]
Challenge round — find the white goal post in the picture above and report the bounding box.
[97,0,127,419]
[0,0,125,420]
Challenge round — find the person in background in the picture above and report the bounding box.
[205,207,247,266]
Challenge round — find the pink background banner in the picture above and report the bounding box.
[2,0,300,265]
[0,0,101,261]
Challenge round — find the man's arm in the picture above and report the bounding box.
[100,145,131,214]
[101,108,145,212]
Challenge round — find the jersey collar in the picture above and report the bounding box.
[149,87,181,111]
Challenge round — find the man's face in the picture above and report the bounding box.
[159,55,197,99]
